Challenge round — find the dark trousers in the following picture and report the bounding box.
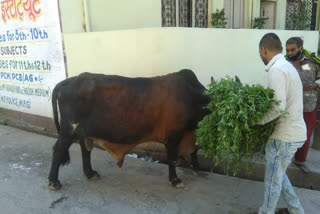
[295,109,317,162]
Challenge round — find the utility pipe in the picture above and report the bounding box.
[82,0,91,32]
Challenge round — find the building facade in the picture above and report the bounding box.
[59,0,319,33]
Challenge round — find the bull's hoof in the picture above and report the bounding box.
[170,178,184,188]
[86,171,101,181]
[48,180,62,191]
[191,170,200,176]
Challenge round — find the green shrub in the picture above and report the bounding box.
[253,17,268,29]
[211,9,227,28]
[196,77,285,175]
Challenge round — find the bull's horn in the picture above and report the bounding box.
[235,76,242,85]
[211,76,215,82]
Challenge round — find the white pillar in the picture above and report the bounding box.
[275,0,287,29]
[243,0,260,28]
[82,0,91,32]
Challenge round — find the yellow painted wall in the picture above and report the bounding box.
[59,0,85,33]
[87,0,161,31]
[64,28,319,87]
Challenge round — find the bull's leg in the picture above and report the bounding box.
[48,135,72,191]
[166,134,184,188]
[79,138,100,180]
[190,150,200,171]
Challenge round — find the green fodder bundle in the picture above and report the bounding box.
[196,77,285,175]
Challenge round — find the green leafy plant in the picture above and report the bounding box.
[253,17,268,29]
[211,9,227,28]
[196,77,286,175]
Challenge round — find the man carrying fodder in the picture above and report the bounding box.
[255,33,306,214]
[196,33,306,214]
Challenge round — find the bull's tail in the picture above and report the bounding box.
[52,141,70,166]
[51,83,71,166]
[52,86,60,133]
[52,86,70,165]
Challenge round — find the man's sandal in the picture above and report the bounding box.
[293,162,311,173]
[275,208,290,214]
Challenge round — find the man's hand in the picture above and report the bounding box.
[304,83,318,91]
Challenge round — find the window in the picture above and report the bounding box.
[161,0,208,28]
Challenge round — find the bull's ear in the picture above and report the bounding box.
[235,75,242,85]
[211,76,214,82]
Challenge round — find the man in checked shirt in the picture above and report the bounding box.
[286,37,320,173]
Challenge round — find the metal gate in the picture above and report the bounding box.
[285,0,318,30]
[161,0,208,28]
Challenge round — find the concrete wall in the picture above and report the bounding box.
[1,27,319,137]
[64,28,319,88]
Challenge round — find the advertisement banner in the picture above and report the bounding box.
[0,0,66,117]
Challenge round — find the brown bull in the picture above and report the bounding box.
[48,69,210,190]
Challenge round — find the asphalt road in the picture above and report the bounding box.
[0,125,319,214]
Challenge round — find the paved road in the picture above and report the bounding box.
[0,125,319,214]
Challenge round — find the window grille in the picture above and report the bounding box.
[179,0,192,27]
[195,0,208,28]
[285,0,317,30]
[162,0,176,27]
[161,0,208,28]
